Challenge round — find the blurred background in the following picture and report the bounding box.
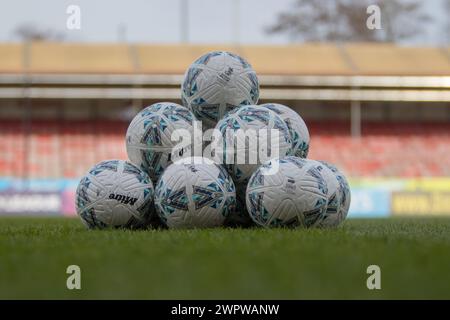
[0,0,448,218]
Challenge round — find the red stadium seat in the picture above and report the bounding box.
[308,121,450,177]
[0,120,448,178]
[0,119,128,178]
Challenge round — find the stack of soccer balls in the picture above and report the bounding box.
[75,51,351,229]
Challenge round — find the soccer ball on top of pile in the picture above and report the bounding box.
[75,50,351,230]
[181,51,260,130]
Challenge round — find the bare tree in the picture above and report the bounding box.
[266,0,430,43]
[14,23,65,42]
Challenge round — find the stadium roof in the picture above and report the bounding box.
[0,42,449,76]
[0,42,448,102]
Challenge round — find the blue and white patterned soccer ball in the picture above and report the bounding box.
[75,160,155,229]
[181,51,260,130]
[154,157,236,229]
[260,103,310,158]
[246,157,328,228]
[126,102,199,183]
[316,161,351,227]
[214,105,292,186]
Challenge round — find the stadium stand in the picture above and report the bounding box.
[309,121,450,177]
[0,119,448,178]
[0,43,448,179]
[0,120,128,178]
[0,44,23,73]
[0,120,25,177]
[0,42,449,75]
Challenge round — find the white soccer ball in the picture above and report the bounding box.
[154,157,236,229]
[260,103,310,158]
[126,102,199,183]
[75,160,155,229]
[316,161,351,226]
[181,51,260,130]
[246,156,328,228]
[214,105,292,186]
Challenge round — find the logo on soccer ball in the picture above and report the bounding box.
[108,193,138,206]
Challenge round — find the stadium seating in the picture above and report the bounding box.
[0,120,128,179]
[308,121,450,177]
[0,120,448,178]
[0,120,26,177]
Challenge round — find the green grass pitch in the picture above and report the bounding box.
[0,217,449,299]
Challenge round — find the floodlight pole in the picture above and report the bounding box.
[22,41,32,187]
[117,23,127,43]
[180,0,189,43]
[232,0,240,45]
[351,100,361,138]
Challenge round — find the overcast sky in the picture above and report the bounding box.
[0,0,448,45]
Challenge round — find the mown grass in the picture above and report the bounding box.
[0,217,449,299]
